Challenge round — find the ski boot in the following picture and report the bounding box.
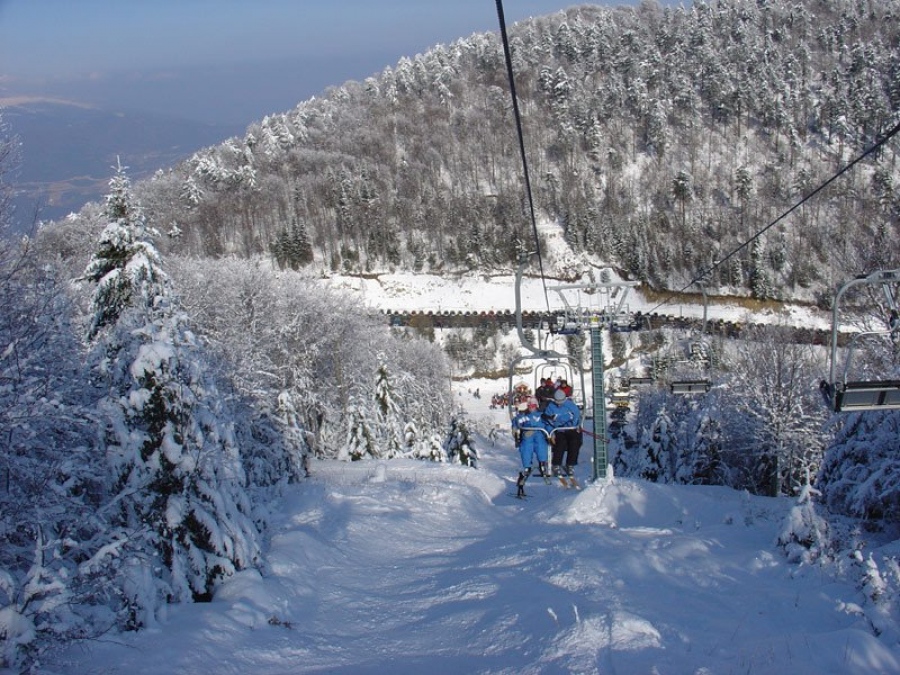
[538,462,551,484]
[564,465,580,490]
[516,467,532,498]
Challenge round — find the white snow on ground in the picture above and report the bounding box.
[321,219,832,331]
[51,392,900,675]
[45,223,887,673]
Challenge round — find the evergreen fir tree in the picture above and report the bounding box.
[817,412,900,522]
[749,237,774,300]
[84,164,261,618]
[374,359,404,458]
[675,407,725,486]
[82,160,168,339]
[276,390,312,480]
[637,404,676,482]
[342,401,379,461]
[444,417,478,467]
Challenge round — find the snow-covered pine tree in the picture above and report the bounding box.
[444,416,477,467]
[82,159,168,339]
[777,481,830,564]
[674,404,726,486]
[423,433,447,462]
[635,403,676,483]
[341,399,379,461]
[749,237,775,300]
[403,420,421,456]
[275,390,312,481]
[83,163,261,622]
[817,411,900,523]
[374,358,404,458]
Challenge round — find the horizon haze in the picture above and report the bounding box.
[1,1,604,126]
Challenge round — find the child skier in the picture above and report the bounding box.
[510,399,550,497]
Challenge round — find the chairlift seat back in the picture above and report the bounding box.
[834,380,900,412]
[670,379,711,394]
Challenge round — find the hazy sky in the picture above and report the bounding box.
[0,0,610,126]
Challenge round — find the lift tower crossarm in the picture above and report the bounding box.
[548,277,641,329]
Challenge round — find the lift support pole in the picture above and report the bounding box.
[590,317,608,480]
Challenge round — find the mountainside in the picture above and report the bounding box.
[49,0,892,309]
[2,98,242,231]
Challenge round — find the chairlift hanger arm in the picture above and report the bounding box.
[515,255,564,359]
[829,268,900,386]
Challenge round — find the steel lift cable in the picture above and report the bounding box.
[494,0,551,314]
[646,116,900,317]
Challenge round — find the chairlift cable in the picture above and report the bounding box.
[495,0,551,313]
[645,116,900,316]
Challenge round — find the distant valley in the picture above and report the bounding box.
[2,98,244,232]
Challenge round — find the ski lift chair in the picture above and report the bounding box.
[670,379,711,395]
[830,379,900,411]
[676,281,712,392]
[550,309,584,335]
[668,348,712,394]
[824,268,900,413]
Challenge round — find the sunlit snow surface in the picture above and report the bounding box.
[51,396,899,675]
[45,231,889,673]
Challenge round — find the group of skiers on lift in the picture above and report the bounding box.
[510,377,582,498]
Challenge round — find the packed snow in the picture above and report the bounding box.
[47,387,900,675]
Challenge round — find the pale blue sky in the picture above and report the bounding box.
[0,0,618,125]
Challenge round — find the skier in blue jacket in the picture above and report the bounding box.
[510,399,550,497]
[543,388,583,482]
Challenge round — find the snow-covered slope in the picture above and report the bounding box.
[51,392,900,675]
[322,219,831,330]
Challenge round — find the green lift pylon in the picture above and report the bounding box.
[590,317,608,480]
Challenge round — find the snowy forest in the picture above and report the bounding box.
[77,0,900,302]
[2,0,900,671]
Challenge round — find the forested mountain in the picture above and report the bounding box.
[89,0,900,305]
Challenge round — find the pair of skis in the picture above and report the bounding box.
[512,472,579,499]
[558,474,580,490]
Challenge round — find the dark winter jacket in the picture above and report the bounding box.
[535,383,556,410]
